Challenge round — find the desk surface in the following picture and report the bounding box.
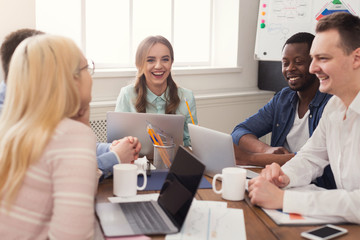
[96,172,360,240]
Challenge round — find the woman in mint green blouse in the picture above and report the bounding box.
[115,35,198,146]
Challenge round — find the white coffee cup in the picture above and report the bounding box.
[212,167,246,201]
[113,164,147,197]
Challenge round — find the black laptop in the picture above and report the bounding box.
[96,146,205,237]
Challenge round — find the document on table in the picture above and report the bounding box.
[262,208,344,225]
[166,201,246,240]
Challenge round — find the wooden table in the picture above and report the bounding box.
[96,172,360,240]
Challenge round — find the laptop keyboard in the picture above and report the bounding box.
[120,201,171,234]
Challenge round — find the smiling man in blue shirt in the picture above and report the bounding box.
[232,32,335,189]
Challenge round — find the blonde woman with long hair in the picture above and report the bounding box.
[0,34,97,239]
[115,35,198,146]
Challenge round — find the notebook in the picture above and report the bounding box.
[188,124,259,179]
[107,112,185,157]
[96,146,205,237]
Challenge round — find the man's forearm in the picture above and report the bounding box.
[234,143,295,167]
[238,134,271,153]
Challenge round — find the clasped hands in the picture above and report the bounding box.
[248,163,290,209]
[110,136,141,164]
[71,104,142,164]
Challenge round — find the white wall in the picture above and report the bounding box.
[90,0,274,135]
[0,0,36,81]
[0,0,274,137]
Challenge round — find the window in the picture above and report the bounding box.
[36,0,239,69]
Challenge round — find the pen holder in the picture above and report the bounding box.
[153,144,175,170]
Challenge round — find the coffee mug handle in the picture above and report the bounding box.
[137,170,147,191]
[212,174,223,194]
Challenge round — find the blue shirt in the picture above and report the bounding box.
[96,142,118,181]
[0,81,6,114]
[232,87,332,146]
[115,84,198,146]
[231,87,336,189]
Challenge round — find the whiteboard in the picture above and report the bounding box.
[254,0,360,61]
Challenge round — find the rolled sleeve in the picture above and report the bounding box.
[283,189,360,224]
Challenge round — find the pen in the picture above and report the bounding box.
[147,126,171,167]
[147,128,158,145]
[154,132,171,167]
[185,98,195,125]
[152,130,171,167]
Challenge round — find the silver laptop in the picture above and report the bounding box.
[107,112,185,157]
[96,146,205,237]
[188,124,259,178]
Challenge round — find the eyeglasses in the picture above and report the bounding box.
[79,59,95,76]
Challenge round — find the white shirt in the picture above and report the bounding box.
[281,92,360,224]
[283,103,310,153]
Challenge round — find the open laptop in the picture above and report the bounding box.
[107,112,185,157]
[96,145,205,237]
[188,124,259,179]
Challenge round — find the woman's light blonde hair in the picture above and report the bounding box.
[0,34,83,207]
[134,35,180,114]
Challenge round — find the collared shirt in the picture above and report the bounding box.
[231,87,332,146]
[231,87,335,189]
[282,92,360,224]
[115,84,198,146]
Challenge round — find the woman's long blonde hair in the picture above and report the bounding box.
[0,34,83,206]
[134,35,180,114]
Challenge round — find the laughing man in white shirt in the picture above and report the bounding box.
[248,12,360,224]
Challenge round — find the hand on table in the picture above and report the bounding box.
[248,176,284,209]
[261,163,290,188]
[248,163,289,209]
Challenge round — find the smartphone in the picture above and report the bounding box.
[301,224,348,240]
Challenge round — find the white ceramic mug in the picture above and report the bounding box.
[113,164,147,197]
[212,167,246,201]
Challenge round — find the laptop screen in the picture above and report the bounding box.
[157,146,205,229]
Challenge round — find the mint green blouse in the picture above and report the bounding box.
[115,84,198,146]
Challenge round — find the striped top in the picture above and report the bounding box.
[0,118,98,239]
